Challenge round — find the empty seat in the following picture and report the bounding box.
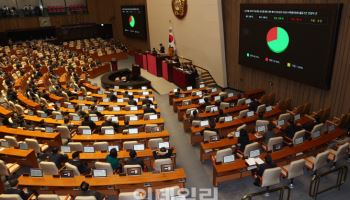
[93,142,108,152]
[95,162,114,176]
[260,167,282,196]
[256,104,266,114]
[263,136,283,152]
[78,126,91,134]
[39,161,59,175]
[237,98,246,106]
[219,102,230,110]
[305,150,329,175]
[25,138,48,153]
[292,130,306,145]
[0,160,20,177]
[123,141,138,150]
[310,123,324,139]
[281,159,305,188]
[235,109,249,119]
[0,194,22,200]
[203,130,218,142]
[328,143,349,166]
[67,142,84,152]
[153,158,172,171]
[215,148,233,163]
[278,113,291,122]
[148,138,164,149]
[4,136,18,148]
[242,142,260,158]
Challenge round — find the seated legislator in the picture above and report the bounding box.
[81,115,97,131]
[153,147,174,159]
[4,179,36,200]
[69,151,91,175]
[237,129,251,151]
[254,154,277,186]
[142,96,153,105]
[48,147,68,169]
[216,109,228,123]
[106,148,121,172]
[263,122,275,145]
[127,95,137,106]
[204,119,218,134]
[79,181,105,200]
[283,118,301,139]
[248,99,260,112]
[144,103,157,114]
[125,150,145,170]
[101,116,120,131]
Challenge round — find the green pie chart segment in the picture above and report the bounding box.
[266,27,289,53]
[129,16,135,28]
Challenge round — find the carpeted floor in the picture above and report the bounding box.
[89,57,350,200]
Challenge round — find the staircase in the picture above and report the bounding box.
[195,66,218,87]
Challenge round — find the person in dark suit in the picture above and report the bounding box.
[283,118,301,139]
[79,181,105,200]
[48,147,68,169]
[263,122,275,145]
[159,43,165,53]
[248,99,259,112]
[143,103,157,114]
[101,116,119,132]
[81,115,96,131]
[125,150,145,170]
[69,151,91,175]
[254,154,277,186]
[237,129,250,151]
[141,96,153,105]
[216,109,227,123]
[4,179,36,200]
[127,95,137,106]
[153,147,174,159]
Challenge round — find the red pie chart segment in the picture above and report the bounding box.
[266,27,278,42]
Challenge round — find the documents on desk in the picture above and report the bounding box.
[245,157,264,166]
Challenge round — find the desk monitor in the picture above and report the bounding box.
[81,106,89,111]
[257,126,266,133]
[294,137,304,145]
[225,116,233,122]
[112,106,121,111]
[30,168,43,177]
[61,145,71,153]
[130,106,138,111]
[45,127,54,133]
[199,84,205,88]
[0,141,9,148]
[277,120,285,126]
[108,145,119,152]
[90,116,98,122]
[223,155,235,163]
[235,131,240,138]
[96,106,104,112]
[228,93,234,98]
[73,116,80,121]
[312,131,321,139]
[55,103,61,108]
[200,120,209,127]
[93,169,107,177]
[82,129,92,135]
[28,110,34,116]
[19,143,28,150]
[211,88,217,93]
[210,135,219,142]
[158,142,170,149]
[211,106,219,112]
[186,86,193,91]
[103,98,110,102]
[60,170,74,178]
[98,90,104,94]
[117,99,123,103]
[78,96,84,100]
[104,129,114,135]
[328,124,335,132]
[245,99,252,104]
[266,106,272,112]
[247,111,254,117]
[249,149,260,158]
[129,116,138,121]
[68,104,74,109]
[133,144,145,151]
[55,115,63,120]
[111,116,118,122]
[128,128,139,134]
[127,167,142,176]
[161,164,174,172]
[83,146,95,153]
[114,86,119,90]
[273,143,282,151]
[214,96,221,102]
[294,114,301,121]
[149,114,158,120]
[198,99,205,104]
[40,113,48,118]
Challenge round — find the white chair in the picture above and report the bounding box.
[219,102,230,110]
[148,138,164,149]
[4,136,19,148]
[328,143,349,166]
[305,150,329,175]
[278,113,291,122]
[75,196,97,200]
[280,159,305,188]
[235,109,249,119]
[263,136,283,152]
[101,126,114,134]
[242,142,260,158]
[38,194,71,200]
[255,120,269,133]
[0,160,20,177]
[256,104,266,114]
[78,126,91,134]
[203,130,218,142]
[153,158,172,171]
[67,142,84,152]
[123,141,138,150]
[25,138,48,153]
[65,162,80,176]
[119,192,144,200]
[39,161,59,175]
[93,142,108,152]
[310,123,324,139]
[0,194,22,200]
[57,126,72,145]
[260,167,282,196]
[95,162,114,176]
[291,130,306,145]
[215,148,233,163]
[237,98,246,106]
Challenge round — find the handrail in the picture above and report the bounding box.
[241,185,291,200]
[309,165,348,200]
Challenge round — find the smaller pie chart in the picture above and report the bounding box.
[129,15,135,28]
[266,27,289,53]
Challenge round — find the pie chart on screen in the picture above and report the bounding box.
[129,15,135,28]
[266,27,289,53]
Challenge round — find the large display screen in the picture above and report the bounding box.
[121,6,147,39]
[239,4,342,89]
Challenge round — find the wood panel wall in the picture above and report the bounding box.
[222,0,350,116]
[0,0,149,50]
